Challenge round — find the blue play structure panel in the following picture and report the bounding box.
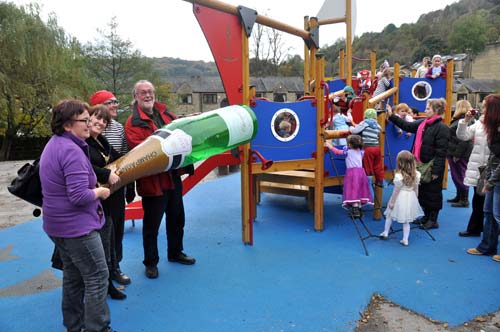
[384,122,415,171]
[251,99,317,162]
[327,79,348,93]
[399,77,446,112]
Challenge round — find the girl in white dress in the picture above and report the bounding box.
[379,150,424,246]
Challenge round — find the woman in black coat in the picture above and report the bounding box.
[87,105,127,300]
[387,98,450,229]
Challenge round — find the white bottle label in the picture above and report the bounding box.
[214,105,254,146]
[153,129,192,170]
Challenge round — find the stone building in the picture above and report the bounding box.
[471,42,500,80]
[411,44,500,107]
[166,76,304,116]
[168,43,500,116]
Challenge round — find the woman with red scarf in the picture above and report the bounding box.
[387,99,450,229]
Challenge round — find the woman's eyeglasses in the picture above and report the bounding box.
[73,118,91,125]
[103,100,119,105]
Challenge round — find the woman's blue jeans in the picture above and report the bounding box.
[50,230,110,332]
[476,184,500,255]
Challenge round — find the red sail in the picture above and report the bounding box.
[194,4,243,105]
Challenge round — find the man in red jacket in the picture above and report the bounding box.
[125,80,195,279]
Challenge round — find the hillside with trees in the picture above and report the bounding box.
[0,0,499,160]
[150,0,500,79]
[321,0,500,76]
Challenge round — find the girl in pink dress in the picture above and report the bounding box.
[325,135,373,217]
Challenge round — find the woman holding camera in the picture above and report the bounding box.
[467,94,500,259]
[456,106,490,237]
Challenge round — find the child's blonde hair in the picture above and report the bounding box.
[395,150,417,186]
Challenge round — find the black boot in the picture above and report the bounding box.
[447,195,460,203]
[420,209,439,229]
[451,191,470,208]
[108,278,126,300]
[111,268,131,285]
[414,208,429,225]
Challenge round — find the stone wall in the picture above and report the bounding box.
[471,43,500,80]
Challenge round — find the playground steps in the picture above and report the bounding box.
[257,181,314,211]
[255,170,340,211]
[254,170,347,212]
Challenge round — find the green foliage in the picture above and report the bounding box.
[0,3,91,159]
[449,14,487,54]
[320,0,499,71]
[153,57,218,77]
[278,55,304,76]
[83,17,158,107]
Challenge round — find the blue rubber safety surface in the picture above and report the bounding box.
[1,173,499,331]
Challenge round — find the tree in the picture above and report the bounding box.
[278,55,304,76]
[250,22,291,76]
[0,3,90,160]
[83,17,159,105]
[448,14,487,54]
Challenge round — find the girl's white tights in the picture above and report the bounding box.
[402,223,410,243]
[382,216,410,243]
[382,216,392,235]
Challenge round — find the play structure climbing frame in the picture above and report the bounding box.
[175,0,454,248]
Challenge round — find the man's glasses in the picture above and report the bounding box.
[103,100,119,105]
[137,90,155,97]
[73,118,91,125]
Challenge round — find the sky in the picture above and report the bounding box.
[11,0,459,62]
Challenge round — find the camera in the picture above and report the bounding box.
[470,109,477,116]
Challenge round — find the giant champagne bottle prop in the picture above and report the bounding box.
[105,104,257,192]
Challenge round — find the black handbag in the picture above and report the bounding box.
[7,159,43,207]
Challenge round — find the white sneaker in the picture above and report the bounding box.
[379,232,389,240]
[400,240,409,246]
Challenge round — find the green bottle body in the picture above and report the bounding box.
[162,104,258,167]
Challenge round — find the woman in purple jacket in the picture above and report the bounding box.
[39,100,114,332]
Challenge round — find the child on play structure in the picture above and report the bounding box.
[393,103,414,138]
[356,69,371,95]
[349,108,385,187]
[372,67,392,110]
[325,135,373,218]
[331,105,353,146]
[332,85,356,114]
[379,150,424,246]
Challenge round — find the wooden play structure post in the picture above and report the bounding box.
[339,49,345,79]
[370,50,376,78]
[240,18,252,244]
[393,62,401,105]
[308,17,319,90]
[314,53,326,231]
[443,58,454,189]
[303,16,310,95]
[345,0,353,86]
